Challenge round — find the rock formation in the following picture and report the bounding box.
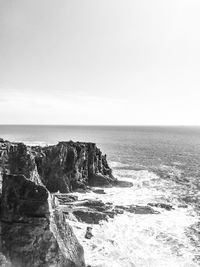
[0,174,85,267]
[0,140,116,193]
[0,138,133,266]
[35,141,116,192]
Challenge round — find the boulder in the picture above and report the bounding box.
[72,208,109,224]
[92,189,106,194]
[88,174,115,187]
[85,227,93,239]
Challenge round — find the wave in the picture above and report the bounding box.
[71,209,198,267]
[109,161,130,169]
[70,167,199,266]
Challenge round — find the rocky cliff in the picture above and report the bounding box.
[0,174,85,267]
[0,139,116,193]
[0,138,117,267]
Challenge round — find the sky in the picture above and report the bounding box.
[0,0,200,125]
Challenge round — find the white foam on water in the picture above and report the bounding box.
[158,164,184,178]
[109,161,130,169]
[69,168,199,267]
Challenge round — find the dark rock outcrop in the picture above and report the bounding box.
[55,196,160,224]
[1,174,49,222]
[0,140,118,193]
[0,138,132,266]
[35,142,116,192]
[72,209,110,224]
[0,174,85,267]
[92,189,106,194]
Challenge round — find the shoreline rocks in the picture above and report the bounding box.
[0,139,127,193]
[55,195,160,224]
[0,138,133,266]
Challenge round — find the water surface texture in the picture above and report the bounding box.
[1,125,200,267]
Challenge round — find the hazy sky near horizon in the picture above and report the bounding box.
[0,0,200,125]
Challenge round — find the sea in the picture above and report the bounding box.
[0,125,200,267]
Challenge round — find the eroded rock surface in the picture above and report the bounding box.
[0,174,85,267]
[0,140,117,193]
[1,174,49,222]
[0,138,133,266]
[55,195,160,224]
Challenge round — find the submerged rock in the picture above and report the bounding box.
[92,189,106,194]
[115,204,160,214]
[85,227,93,239]
[148,202,174,211]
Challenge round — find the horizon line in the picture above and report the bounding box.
[0,124,200,127]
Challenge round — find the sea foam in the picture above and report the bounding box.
[70,167,199,267]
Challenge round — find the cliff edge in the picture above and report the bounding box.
[0,139,116,193]
[0,139,119,267]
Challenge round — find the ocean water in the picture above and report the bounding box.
[1,125,200,267]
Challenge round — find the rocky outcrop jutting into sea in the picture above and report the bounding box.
[0,139,116,192]
[0,138,119,267]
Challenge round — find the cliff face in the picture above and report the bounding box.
[0,140,41,187]
[36,141,114,192]
[0,174,85,267]
[0,139,116,267]
[0,140,115,193]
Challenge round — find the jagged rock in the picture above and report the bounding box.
[53,194,79,205]
[0,139,132,193]
[1,174,49,222]
[0,139,116,193]
[58,198,116,224]
[72,208,110,224]
[36,142,115,192]
[73,199,105,209]
[0,174,85,267]
[85,227,93,239]
[0,138,136,265]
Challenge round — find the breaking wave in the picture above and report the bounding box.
[70,165,199,267]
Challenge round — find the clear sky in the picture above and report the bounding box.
[0,0,200,125]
